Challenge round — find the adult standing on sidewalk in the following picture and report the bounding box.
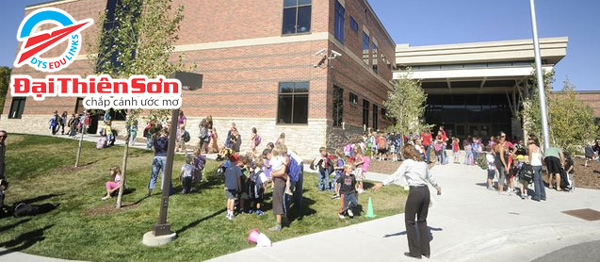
[373,144,442,260]
[528,135,545,201]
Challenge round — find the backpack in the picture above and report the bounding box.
[288,156,302,182]
[519,163,534,184]
[254,135,262,147]
[183,130,191,142]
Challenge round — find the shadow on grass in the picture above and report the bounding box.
[13,203,60,218]
[19,194,63,205]
[287,196,317,224]
[0,224,53,256]
[0,218,31,233]
[176,208,227,235]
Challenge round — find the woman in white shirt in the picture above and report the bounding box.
[374,144,442,259]
[528,136,545,201]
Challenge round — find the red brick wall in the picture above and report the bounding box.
[575,93,600,117]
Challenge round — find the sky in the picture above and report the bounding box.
[1,0,598,90]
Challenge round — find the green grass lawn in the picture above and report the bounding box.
[0,134,407,262]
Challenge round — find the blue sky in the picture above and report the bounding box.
[1,0,598,90]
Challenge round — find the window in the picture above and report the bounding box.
[282,0,312,35]
[372,104,379,130]
[334,1,345,43]
[350,16,358,33]
[362,99,370,128]
[96,0,141,74]
[381,108,388,120]
[362,32,370,64]
[278,82,309,124]
[349,92,358,104]
[8,97,26,119]
[75,97,84,113]
[372,42,378,73]
[332,85,343,127]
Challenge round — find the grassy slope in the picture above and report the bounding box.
[0,135,406,262]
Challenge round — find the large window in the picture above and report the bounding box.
[334,1,345,43]
[333,85,343,127]
[362,32,370,64]
[362,99,370,128]
[350,16,358,33]
[9,97,26,119]
[278,82,309,124]
[372,104,379,130]
[282,0,312,35]
[372,42,378,73]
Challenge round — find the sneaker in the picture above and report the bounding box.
[256,210,265,216]
[268,224,282,232]
[101,196,110,201]
[248,209,255,214]
[331,194,340,200]
[285,189,293,195]
[337,213,345,219]
[347,209,354,218]
[520,194,526,200]
[357,188,365,194]
[227,214,233,220]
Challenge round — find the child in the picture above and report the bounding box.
[224,158,243,220]
[129,120,138,145]
[316,147,332,192]
[353,147,369,194]
[248,161,265,215]
[563,151,575,191]
[452,137,460,163]
[486,148,496,191]
[192,148,206,191]
[261,148,273,188]
[337,164,358,219]
[238,157,251,213]
[180,154,194,194]
[270,148,293,195]
[102,166,122,200]
[584,143,594,167]
[332,149,345,199]
[390,142,397,162]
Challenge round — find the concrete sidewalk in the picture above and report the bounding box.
[205,163,600,262]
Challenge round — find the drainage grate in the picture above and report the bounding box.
[562,208,600,221]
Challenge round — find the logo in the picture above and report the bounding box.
[13,7,93,72]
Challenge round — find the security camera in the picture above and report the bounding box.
[329,50,342,59]
[315,48,327,56]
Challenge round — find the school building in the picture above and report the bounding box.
[2,0,396,158]
[1,0,594,157]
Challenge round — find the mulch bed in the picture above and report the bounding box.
[367,159,402,174]
[84,202,140,217]
[571,157,600,190]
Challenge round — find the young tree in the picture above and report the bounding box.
[0,66,11,112]
[548,79,599,153]
[519,66,554,142]
[88,0,190,208]
[384,70,431,135]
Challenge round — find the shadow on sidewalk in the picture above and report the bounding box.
[384,226,443,241]
[0,225,53,256]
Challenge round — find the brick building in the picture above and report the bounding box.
[2,0,396,158]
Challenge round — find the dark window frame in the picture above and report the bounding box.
[372,104,379,130]
[362,99,370,128]
[277,81,310,125]
[372,42,378,73]
[282,0,312,35]
[333,0,345,43]
[8,97,26,119]
[333,85,343,127]
[349,92,358,105]
[350,16,358,33]
[362,32,370,65]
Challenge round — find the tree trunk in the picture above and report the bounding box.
[75,123,86,168]
[116,141,128,208]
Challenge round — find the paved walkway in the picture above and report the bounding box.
[206,163,600,262]
[2,136,600,261]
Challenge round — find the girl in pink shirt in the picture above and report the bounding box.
[102,166,122,201]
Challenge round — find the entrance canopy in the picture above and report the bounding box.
[393,37,568,140]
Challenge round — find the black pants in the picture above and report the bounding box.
[405,186,431,256]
